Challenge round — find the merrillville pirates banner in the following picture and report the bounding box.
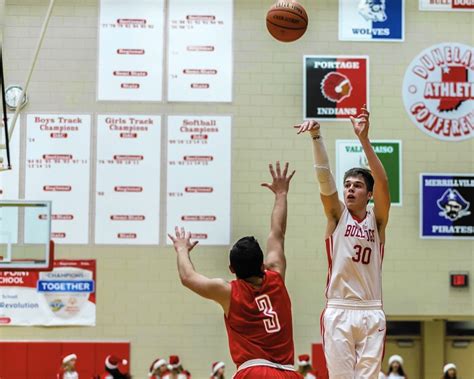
[304,56,369,121]
[339,0,405,42]
[336,140,402,206]
[0,260,96,326]
[420,174,474,239]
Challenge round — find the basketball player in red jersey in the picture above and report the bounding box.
[168,161,301,379]
[295,105,390,379]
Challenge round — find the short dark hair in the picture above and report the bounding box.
[343,167,374,193]
[229,236,264,279]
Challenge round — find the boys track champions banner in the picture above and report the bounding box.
[420,174,474,239]
[304,56,369,121]
[339,0,404,42]
[0,260,96,326]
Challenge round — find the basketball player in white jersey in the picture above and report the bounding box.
[295,105,390,379]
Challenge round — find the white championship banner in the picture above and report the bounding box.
[98,0,165,101]
[0,115,21,200]
[167,0,233,102]
[0,260,96,326]
[95,115,161,245]
[167,116,231,245]
[25,114,91,244]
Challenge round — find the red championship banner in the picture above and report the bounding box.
[402,43,473,142]
[0,260,96,326]
[304,55,369,121]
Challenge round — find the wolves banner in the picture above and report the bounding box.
[339,0,405,42]
[402,43,473,142]
[419,0,473,11]
[336,140,402,205]
[304,56,369,121]
[0,260,96,326]
[420,174,474,239]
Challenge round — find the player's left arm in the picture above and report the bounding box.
[169,227,231,314]
[350,105,391,233]
[261,161,296,282]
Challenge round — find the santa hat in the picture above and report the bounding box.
[211,361,225,375]
[443,363,457,374]
[168,355,181,370]
[388,355,404,366]
[105,355,128,370]
[297,354,311,367]
[149,358,167,376]
[62,354,77,364]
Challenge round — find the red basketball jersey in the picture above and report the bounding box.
[224,270,295,367]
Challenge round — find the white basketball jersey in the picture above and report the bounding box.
[325,206,384,304]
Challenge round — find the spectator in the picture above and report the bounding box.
[443,363,457,379]
[101,355,130,379]
[210,361,225,379]
[386,355,407,378]
[163,356,187,379]
[149,358,169,378]
[296,354,316,379]
[57,354,78,379]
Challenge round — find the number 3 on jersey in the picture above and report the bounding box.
[255,294,281,333]
[352,244,372,264]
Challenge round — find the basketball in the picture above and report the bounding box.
[266,1,308,43]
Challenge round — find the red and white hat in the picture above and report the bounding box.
[211,361,225,375]
[443,363,457,374]
[105,355,128,370]
[62,354,77,364]
[168,355,181,370]
[297,354,311,367]
[149,358,167,376]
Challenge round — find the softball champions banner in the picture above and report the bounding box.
[336,140,402,205]
[419,0,473,11]
[339,0,404,42]
[304,56,369,121]
[0,260,96,326]
[402,42,473,142]
[98,0,165,101]
[420,174,474,239]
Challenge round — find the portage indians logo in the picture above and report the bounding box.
[402,43,473,141]
[321,72,353,103]
[437,189,471,221]
[358,0,387,22]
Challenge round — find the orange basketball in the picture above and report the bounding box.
[266,1,308,43]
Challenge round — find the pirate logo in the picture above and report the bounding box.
[321,72,353,103]
[437,188,471,221]
[358,0,387,22]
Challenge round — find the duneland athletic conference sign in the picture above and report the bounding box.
[402,43,473,142]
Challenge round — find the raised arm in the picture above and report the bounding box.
[295,121,344,237]
[168,227,231,314]
[350,105,390,234]
[261,161,295,281]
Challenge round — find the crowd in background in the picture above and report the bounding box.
[58,352,460,379]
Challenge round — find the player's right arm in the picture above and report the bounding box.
[169,227,231,314]
[295,121,344,237]
[262,161,295,281]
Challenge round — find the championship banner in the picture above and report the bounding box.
[0,260,96,326]
[402,42,473,142]
[419,0,473,11]
[25,114,91,244]
[167,116,231,245]
[0,115,20,200]
[420,174,474,239]
[98,0,165,101]
[336,140,402,206]
[167,0,233,102]
[339,0,404,42]
[304,56,369,121]
[95,115,161,245]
